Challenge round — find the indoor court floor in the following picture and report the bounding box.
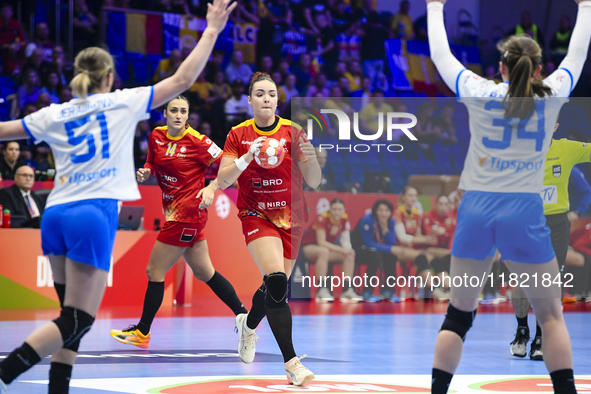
[1,300,590,393]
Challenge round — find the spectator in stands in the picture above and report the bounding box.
[73,0,99,54]
[306,147,334,191]
[25,47,54,77]
[344,60,362,92]
[35,145,54,172]
[133,120,150,169]
[358,89,393,136]
[153,49,182,83]
[331,0,361,61]
[225,50,253,85]
[35,92,51,110]
[303,1,332,37]
[422,194,455,290]
[204,49,225,82]
[302,198,363,303]
[0,165,45,228]
[451,9,478,47]
[336,75,351,96]
[414,101,437,149]
[277,59,291,80]
[19,148,37,169]
[291,53,314,92]
[350,75,372,110]
[0,141,25,180]
[231,0,260,24]
[155,0,194,15]
[360,11,391,89]
[391,0,413,39]
[225,79,252,126]
[187,72,210,111]
[484,64,501,83]
[258,55,274,75]
[325,86,353,119]
[22,103,37,117]
[210,69,232,102]
[17,69,49,111]
[544,60,557,77]
[0,2,26,77]
[505,11,545,49]
[51,46,73,85]
[550,15,573,65]
[351,199,402,302]
[188,112,201,131]
[200,121,212,137]
[332,60,348,84]
[306,73,330,97]
[311,12,339,79]
[414,13,428,41]
[44,70,62,104]
[280,74,299,107]
[431,103,458,145]
[24,22,55,61]
[59,86,72,103]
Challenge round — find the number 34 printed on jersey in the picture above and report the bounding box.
[64,111,109,163]
[482,100,546,152]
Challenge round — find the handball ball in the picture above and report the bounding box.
[254,138,285,169]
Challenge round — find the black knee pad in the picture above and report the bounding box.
[264,272,289,308]
[440,304,477,341]
[415,254,429,273]
[52,307,94,348]
[432,255,451,274]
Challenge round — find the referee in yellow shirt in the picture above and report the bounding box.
[510,124,591,361]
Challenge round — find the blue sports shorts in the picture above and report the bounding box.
[41,199,119,271]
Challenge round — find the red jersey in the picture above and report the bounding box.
[302,212,351,246]
[570,223,591,256]
[144,125,223,223]
[223,116,308,229]
[393,205,422,236]
[422,210,457,249]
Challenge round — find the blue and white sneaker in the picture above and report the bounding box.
[387,294,402,303]
[362,290,382,303]
[480,293,499,305]
[285,355,315,386]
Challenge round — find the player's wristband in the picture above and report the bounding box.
[234,156,250,171]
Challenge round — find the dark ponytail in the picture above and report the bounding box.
[498,35,552,119]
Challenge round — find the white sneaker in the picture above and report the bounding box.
[340,288,364,303]
[315,287,334,303]
[432,288,450,302]
[236,313,258,364]
[285,355,315,386]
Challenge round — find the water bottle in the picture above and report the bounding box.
[2,209,11,228]
[0,204,3,227]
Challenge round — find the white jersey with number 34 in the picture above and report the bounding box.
[456,68,572,193]
[22,86,154,208]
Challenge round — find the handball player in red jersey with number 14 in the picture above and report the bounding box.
[217,72,321,386]
[109,95,248,348]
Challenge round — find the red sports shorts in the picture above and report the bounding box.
[157,221,206,248]
[241,215,303,259]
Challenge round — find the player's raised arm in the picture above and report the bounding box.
[151,0,237,109]
[554,0,591,87]
[0,119,27,141]
[426,0,467,94]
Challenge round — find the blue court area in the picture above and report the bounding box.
[1,310,590,393]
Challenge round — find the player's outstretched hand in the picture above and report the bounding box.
[299,137,317,162]
[197,184,215,209]
[206,0,238,35]
[136,168,151,183]
[245,136,266,162]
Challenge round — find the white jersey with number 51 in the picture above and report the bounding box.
[456,69,571,194]
[22,86,154,208]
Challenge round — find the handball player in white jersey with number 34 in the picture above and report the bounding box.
[426,0,591,393]
[0,1,236,393]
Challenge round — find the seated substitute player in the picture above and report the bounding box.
[302,198,364,303]
[109,96,248,348]
[393,185,442,300]
[509,122,591,361]
[422,194,456,300]
[427,0,591,392]
[216,72,321,386]
[351,199,404,302]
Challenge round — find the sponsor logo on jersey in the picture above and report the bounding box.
[205,139,212,145]
[488,157,544,172]
[253,178,261,187]
[553,164,562,178]
[163,192,174,200]
[247,228,259,236]
[242,140,254,145]
[478,156,489,166]
[208,143,222,159]
[254,178,284,187]
[264,201,287,209]
[155,139,166,145]
[180,146,186,153]
[160,174,178,183]
[179,228,198,242]
[66,167,117,185]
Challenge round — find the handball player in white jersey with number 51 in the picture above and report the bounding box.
[0,1,236,393]
[426,0,591,393]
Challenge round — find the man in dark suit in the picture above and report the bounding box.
[0,165,45,228]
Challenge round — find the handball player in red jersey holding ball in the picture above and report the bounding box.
[109,95,248,348]
[217,72,322,386]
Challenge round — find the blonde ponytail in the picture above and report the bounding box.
[70,47,114,99]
